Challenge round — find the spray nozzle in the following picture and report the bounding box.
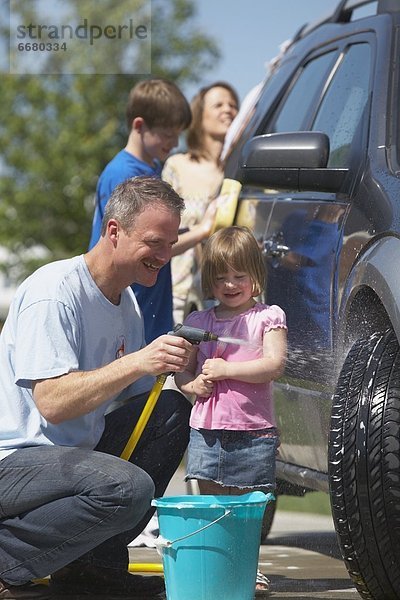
[169,323,218,344]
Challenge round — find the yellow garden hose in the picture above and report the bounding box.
[129,563,163,573]
[120,373,168,461]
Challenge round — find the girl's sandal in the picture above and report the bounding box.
[255,569,270,597]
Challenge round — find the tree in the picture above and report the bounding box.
[0,0,219,280]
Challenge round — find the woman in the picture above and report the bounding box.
[163,81,239,324]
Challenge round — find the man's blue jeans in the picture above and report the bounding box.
[0,389,190,584]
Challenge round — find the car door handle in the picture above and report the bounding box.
[262,237,290,258]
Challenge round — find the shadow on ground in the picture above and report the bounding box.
[266,530,342,560]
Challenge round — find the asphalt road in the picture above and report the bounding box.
[127,468,360,599]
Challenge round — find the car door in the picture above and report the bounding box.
[237,37,374,472]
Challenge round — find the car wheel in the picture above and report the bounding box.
[329,329,400,599]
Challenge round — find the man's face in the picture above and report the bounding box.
[116,204,180,288]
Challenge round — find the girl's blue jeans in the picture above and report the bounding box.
[0,390,190,584]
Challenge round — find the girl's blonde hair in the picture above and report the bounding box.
[201,226,265,299]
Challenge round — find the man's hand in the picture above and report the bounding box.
[139,334,192,375]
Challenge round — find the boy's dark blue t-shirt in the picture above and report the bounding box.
[89,150,172,343]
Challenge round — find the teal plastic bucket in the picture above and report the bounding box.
[152,491,273,600]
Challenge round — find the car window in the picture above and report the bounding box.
[270,51,336,133]
[311,43,372,168]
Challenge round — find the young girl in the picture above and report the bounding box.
[175,226,287,598]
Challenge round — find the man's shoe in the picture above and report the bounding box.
[0,579,51,599]
[49,563,165,598]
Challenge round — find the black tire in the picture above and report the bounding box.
[328,329,400,599]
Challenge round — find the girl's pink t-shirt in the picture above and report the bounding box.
[184,303,287,431]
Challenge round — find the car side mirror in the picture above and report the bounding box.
[239,131,348,192]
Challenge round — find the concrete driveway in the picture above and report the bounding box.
[261,511,358,598]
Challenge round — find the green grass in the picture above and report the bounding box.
[277,491,331,515]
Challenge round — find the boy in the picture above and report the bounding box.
[89,79,212,342]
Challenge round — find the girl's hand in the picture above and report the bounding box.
[202,358,228,381]
[192,373,214,398]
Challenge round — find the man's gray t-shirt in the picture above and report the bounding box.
[0,255,154,460]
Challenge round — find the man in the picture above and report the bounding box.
[0,176,192,599]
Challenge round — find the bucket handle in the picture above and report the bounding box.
[155,509,232,553]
